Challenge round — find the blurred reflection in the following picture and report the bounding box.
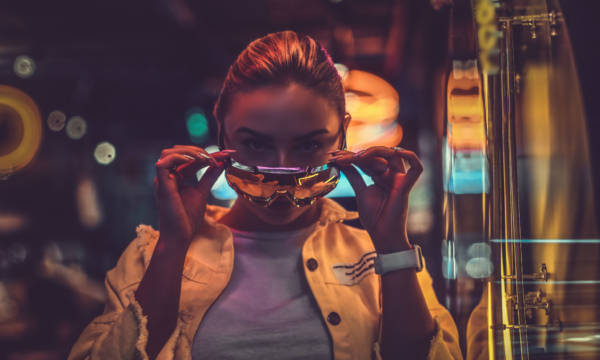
[343,69,404,150]
[461,0,600,359]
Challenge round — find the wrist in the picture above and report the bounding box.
[375,240,412,254]
[374,244,424,275]
[372,231,411,254]
[156,235,190,256]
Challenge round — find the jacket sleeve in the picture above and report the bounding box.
[372,266,463,360]
[67,225,184,360]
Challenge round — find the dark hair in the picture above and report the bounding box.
[213,30,346,149]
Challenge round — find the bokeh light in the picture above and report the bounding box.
[0,85,42,178]
[186,109,209,144]
[341,70,403,150]
[47,110,67,132]
[66,116,87,140]
[93,142,116,165]
[76,176,103,229]
[465,257,493,278]
[13,55,35,78]
[0,212,28,234]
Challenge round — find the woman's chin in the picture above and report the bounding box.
[252,200,306,226]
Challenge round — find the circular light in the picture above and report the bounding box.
[94,141,116,165]
[13,55,36,78]
[467,242,491,258]
[0,85,43,178]
[186,109,209,143]
[47,110,66,131]
[66,116,87,139]
[466,257,493,278]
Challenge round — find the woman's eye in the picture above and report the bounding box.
[298,141,321,152]
[243,139,268,151]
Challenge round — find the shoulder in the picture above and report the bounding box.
[105,224,160,292]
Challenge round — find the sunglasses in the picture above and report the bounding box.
[223,158,341,207]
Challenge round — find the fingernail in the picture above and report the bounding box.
[329,155,350,163]
[197,152,211,159]
[221,149,237,153]
[183,154,195,161]
[353,149,367,158]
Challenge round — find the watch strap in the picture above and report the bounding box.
[374,245,423,275]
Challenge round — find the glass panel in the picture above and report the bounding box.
[459,1,600,359]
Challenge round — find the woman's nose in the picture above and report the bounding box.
[276,151,292,167]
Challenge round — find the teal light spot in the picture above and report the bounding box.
[186,110,209,143]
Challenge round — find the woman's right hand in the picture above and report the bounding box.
[154,145,236,245]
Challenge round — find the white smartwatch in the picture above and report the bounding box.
[374,245,424,275]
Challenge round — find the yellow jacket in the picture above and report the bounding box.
[68,198,462,360]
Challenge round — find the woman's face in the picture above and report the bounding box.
[221,82,346,226]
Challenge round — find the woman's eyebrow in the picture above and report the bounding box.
[234,127,329,140]
[293,129,329,140]
[235,127,271,139]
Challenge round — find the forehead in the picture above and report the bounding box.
[224,83,340,136]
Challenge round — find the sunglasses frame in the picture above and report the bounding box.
[223,158,341,207]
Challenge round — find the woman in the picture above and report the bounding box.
[68,31,461,360]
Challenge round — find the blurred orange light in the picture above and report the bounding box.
[342,69,403,150]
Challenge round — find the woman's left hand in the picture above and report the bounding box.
[329,146,423,253]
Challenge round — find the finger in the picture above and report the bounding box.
[392,150,424,187]
[210,150,237,165]
[156,153,199,173]
[161,147,219,167]
[339,164,367,195]
[349,156,389,178]
[162,145,209,156]
[331,149,394,185]
[156,153,208,185]
[328,150,356,166]
[196,165,225,197]
[181,166,226,223]
[354,146,419,176]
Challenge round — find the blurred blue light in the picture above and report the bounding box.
[186,108,209,143]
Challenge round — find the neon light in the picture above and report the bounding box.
[491,239,600,244]
[297,173,318,186]
[495,280,600,285]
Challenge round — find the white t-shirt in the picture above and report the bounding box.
[192,223,333,359]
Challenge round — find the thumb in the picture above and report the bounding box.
[195,165,225,199]
[181,165,226,230]
[340,164,367,197]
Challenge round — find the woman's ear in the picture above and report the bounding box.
[343,112,351,131]
[340,113,351,150]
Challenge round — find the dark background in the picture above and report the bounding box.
[0,0,598,359]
